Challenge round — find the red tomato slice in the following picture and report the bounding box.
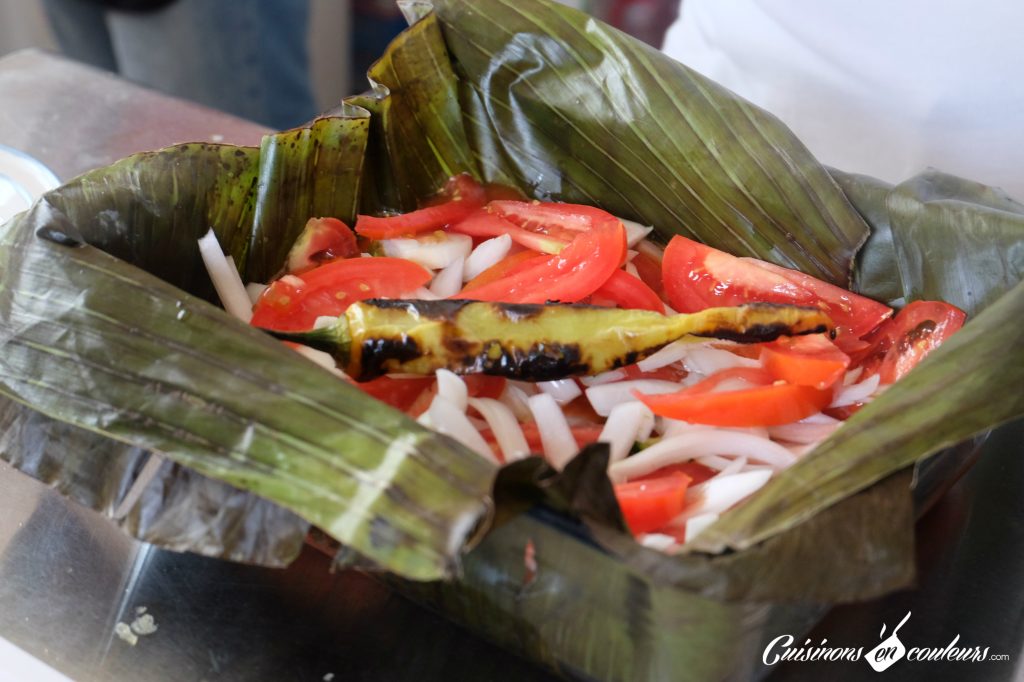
[464,375,507,400]
[662,236,816,313]
[462,207,626,304]
[614,472,691,535]
[285,217,359,273]
[634,368,831,426]
[635,461,717,486]
[592,269,666,313]
[449,209,568,254]
[437,173,488,206]
[460,250,543,293]
[743,258,893,345]
[356,376,434,412]
[632,248,668,302]
[251,257,432,331]
[355,197,484,240]
[761,333,851,390]
[857,301,966,384]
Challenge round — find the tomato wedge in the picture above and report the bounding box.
[614,472,691,535]
[462,207,626,303]
[662,236,892,349]
[857,301,966,383]
[743,258,893,345]
[592,269,666,313]
[355,193,485,240]
[285,217,359,273]
[356,376,434,412]
[449,208,568,254]
[634,368,831,426]
[761,333,850,390]
[460,250,543,292]
[251,257,432,331]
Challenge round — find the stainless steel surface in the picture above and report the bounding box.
[0,49,1021,681]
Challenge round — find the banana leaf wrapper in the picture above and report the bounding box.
[0,0,1023,679]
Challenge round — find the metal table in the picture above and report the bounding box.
[0,50,1021,682]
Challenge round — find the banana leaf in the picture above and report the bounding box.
[0,2,1022,675]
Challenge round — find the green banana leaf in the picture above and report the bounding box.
[0,0,1022,619]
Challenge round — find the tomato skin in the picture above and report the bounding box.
[464,375,507,400]
[286,217,359,273]
[636,461,717,486]
[251,257,432,331]
[592,269,666,313]
[743,258,893,346]
[355,197,484,240]
[460,250,543,293]
[632,249,667,302]
[614,472,691,535]
[662,236,816,313]
[761,333,850,390]
[634,368,832,426]
[661,236,892,348]
[461,206,626,304]
[357,376,434,412]
[857,301,966,383]
[450,209,568,254]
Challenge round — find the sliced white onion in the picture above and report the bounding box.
[279,274,304,288]
[418,395,495,461]
[624,261,640,278]
[499,384,534,422]
[585,380,680,417]
[527,393,578,470]
[785,443,820,457]
[718,456,748,477]
[429,257,465,298]
[659,418,714,438]
[768,421,840,444]
[683,345,761,375]
[598,401,654,464]
[677,469,773,521]
[313,315,338,330]
[695,455,733,470]
[800,412,840,425]
[468,397,530,461]
[636,341,691,372]
[435,369,468,412]
[245,282,268,305]
[621,218,654,247]
[831,372,881,407]
[844,366,864,386]
[639,533,678,551]
[610,431,796,482]
[198,229,253,322]
[684,512,720,543]
[463,233,512,281]
[407,286,441,300]
[579,369,627,387]
[381,232,472,269]
[537,378,582,404]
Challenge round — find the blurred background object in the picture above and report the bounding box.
[0,0,680,131]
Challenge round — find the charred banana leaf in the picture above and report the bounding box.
[267,299,833,381]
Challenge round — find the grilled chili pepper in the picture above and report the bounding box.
[263,299,833,382]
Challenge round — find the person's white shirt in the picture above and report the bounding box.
[662,1,1024,199]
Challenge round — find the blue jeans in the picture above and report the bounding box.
[42,0,317,130]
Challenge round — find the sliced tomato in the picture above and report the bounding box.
[460,250,543,293]
[437,173,488,205]
[857,301,966,384]
[464,375,507,400]
[356,376,434,412]
[635,461,717,486]
[285,217,359,273]
[462,207,626,304]
[632,248,667,302]
[662,236,816,313]
[743,258,893,346]
[761,333,850,390]
[449,208,568,254]
[355,196,484,240]
[634,368,831,426]
[614,472,691,535]
[251,257,432,331]
[592,269,666,313]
